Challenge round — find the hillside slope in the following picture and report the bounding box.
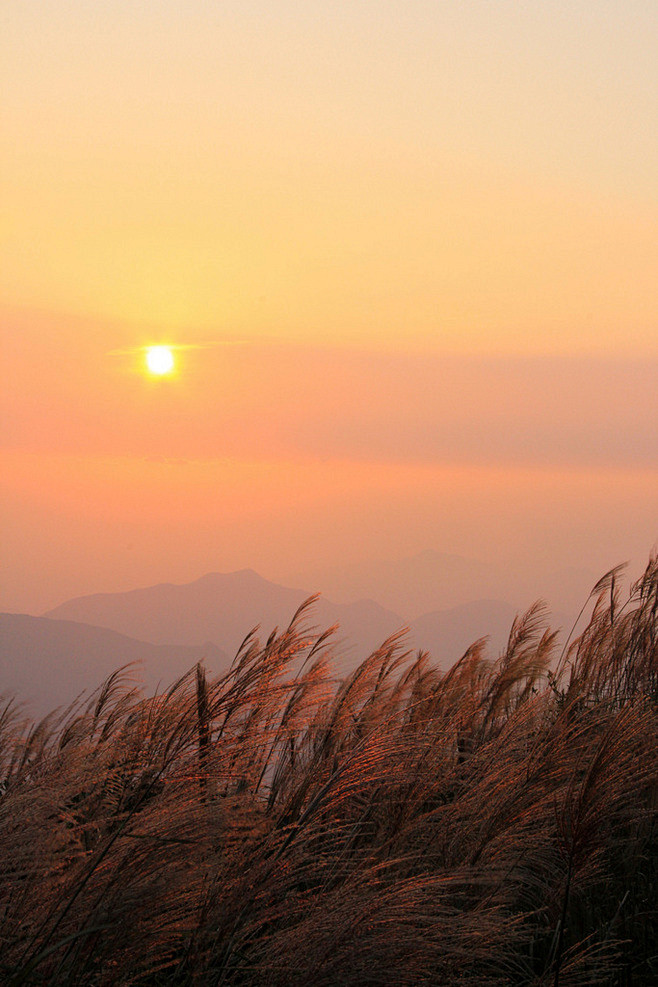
[0,613,228,715]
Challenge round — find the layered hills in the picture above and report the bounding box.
[1,568,577,714]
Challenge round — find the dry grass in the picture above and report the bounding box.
[1,561,656,985]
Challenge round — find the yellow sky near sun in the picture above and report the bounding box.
[2,1,657,354]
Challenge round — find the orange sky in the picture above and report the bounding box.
[1,2,656,613]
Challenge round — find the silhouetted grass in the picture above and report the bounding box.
[1,560,656,985]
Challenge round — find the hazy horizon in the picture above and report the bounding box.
[1,546,653,627]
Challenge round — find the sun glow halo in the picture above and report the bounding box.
[146,346,175,375]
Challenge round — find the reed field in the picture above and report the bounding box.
[1,559,656,985]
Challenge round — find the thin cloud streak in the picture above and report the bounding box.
[107,340,246,356]
[4,336,657,471]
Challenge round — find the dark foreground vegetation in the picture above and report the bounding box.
[1,561,657,985]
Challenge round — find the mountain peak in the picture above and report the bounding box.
[43,571,405,669]
[195,568,263,584]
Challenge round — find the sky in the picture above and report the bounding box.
[1,1,656,614]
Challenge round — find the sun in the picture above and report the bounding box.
[145,346,175,375]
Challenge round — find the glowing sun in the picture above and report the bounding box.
[146,346,175,375]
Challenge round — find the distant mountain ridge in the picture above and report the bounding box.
[45,570,405,671]
[282,550,596,618]
[411,598,519,661]
[45,568,574,670]
[4,570,576,714]
[0,612,229,716]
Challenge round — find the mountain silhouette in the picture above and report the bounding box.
[284,550,596,619]
[0,612,228,716]
[45,570,405,671]
[0,570,580,714]
[410,599,519,662]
